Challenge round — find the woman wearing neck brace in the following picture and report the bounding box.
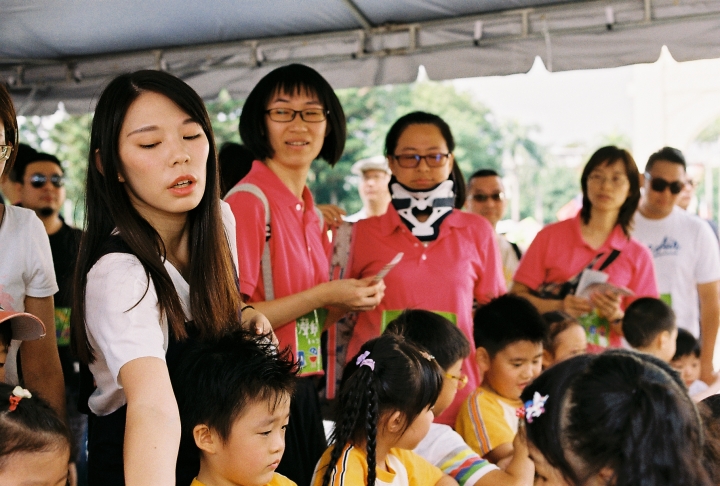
[346,111,506,426]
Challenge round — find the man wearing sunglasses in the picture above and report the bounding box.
[466,169,521,288]
[12,144,85,478]
[633,146,720,385]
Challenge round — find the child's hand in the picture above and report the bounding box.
[506,425,534,486]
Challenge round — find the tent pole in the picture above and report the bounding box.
[644,0,653,23]
[339,0,373,30]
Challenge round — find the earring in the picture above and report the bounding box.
[118,174,125,183]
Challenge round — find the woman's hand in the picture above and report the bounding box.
[242,306,278,344]
[590,290,623,321]
[562,294,593,317]
[317,204,346,228]
[325,277,385,311]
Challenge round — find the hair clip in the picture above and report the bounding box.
[419,351,435,362]
[8,386,32,412]
[356,350,375,371]
[517,392,549,424]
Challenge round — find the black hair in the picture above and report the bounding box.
[565,352,708,486]
[673,328,701,360]
[176,329,298,444]
[622,297,676,349]
[541,311,581,356]
[451,162,465,209]
[12,146,63,182]
[521,354,595,484]
[698,400,720,485]
[0,83,18,176]
[218,142,255,197]
[239,63,346,165]
[467,168,500,184]
[72,70,242,364]
[321,334,442,486]
[384,111,455,157]
[580,145,640,237]
[646,146,686,172]
[0,383,72,470]
[473,294,547,357]
[383,309,470,370]
[8,144,39,182]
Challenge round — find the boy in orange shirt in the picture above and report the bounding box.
[177,330,299,486]
[456,295,545,465]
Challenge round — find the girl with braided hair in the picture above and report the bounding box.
[312,334,457,486]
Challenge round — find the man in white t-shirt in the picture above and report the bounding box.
[466,169,520,288]
[343,156,391,223]
[633,147,720,384]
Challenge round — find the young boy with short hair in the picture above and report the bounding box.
[672,328,709,396]
[622,297,677,363]
[385,310,532,486]
[177,329,299,486]
[455,295,545,465]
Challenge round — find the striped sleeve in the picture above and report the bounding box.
[455,389,515,457]
[437,445,498,486]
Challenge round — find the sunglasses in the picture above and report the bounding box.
[29,173,64,189]
[469,192,504,203]
[645,173,683,195]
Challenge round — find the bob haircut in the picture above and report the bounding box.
[384,111,455,157]
[239,63,346,165]
[580,145,640,237]
[71,70,242,363]
[0,83,19,175]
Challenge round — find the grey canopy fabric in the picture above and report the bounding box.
[2,0,720,115]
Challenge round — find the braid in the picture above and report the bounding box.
[365,373,379,486]
[322,370,369,486]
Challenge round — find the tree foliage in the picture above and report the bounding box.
[14,79,567,226]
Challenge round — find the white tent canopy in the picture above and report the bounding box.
[2,0,720,115]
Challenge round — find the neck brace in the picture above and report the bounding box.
[390,179,455,241]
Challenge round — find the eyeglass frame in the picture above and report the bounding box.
[0,145,12,163]
[644,172,684,195]
[444,372,468,389]
[29,173,65,189]
[265,108,329,123]
[468,192,505,203]
[391,153,451,169]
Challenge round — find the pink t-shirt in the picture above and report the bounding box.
[347,206,506,425]
[226,162,330,363]
[514,215,658,312]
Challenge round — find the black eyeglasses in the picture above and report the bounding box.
[645,173,683,195]
[392,153,450,168]
[469,192,504,203]
[0,145,12,163]
[265,108,328,123]
[29,173,64,189]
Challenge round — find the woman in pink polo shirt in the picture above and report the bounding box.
[226,64,384,486]
[346,111,506,426]
[512,146,658,350]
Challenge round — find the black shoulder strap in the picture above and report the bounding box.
[597,249,621,272]
[510,241,522,261]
